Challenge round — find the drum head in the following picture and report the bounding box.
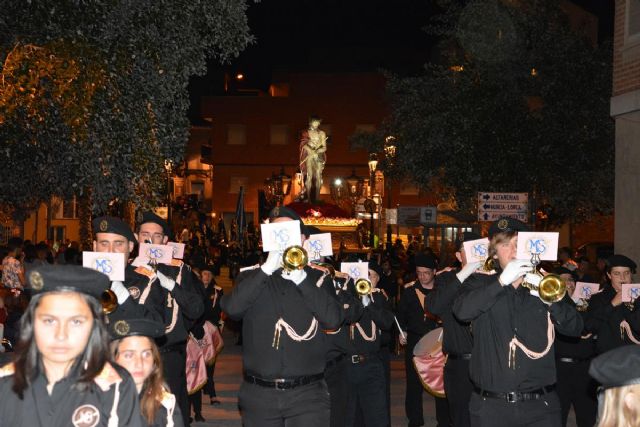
[413,327,443,357]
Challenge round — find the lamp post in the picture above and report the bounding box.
[383,136,396,249]
[264,167,292,207]
[345,169,365,215]
[164,159,173,232]
[367,153,379,248]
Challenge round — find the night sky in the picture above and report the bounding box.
[189,0,614,104]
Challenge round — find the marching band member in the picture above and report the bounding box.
[552,267,597,427]
[342,260,394,427]
[585,254,640,354]
[199,265,224,406]
[426,231,482,427]
[0,265,141,426]
[135,211,205,427]
[92,216,165,324]
[588,345,640,427]
[453,217,583,427]
[221,207,343,427]
[110,314,184,427]
[397,252,449,427]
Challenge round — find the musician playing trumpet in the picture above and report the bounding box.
[425,232,483,427]
[452,217,583,427]
[584,254,640,354]
[221,207,343,427]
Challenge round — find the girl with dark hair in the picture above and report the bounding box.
[111,317,184,427]
[0,264,142,427]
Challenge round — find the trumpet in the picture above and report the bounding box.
[282,245,308,271]
[101,289,118,314]
[482,257,495,272]
[355,278,372,296]
[521,254,566,304]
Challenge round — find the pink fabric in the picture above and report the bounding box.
[202,321,225,365]
[413,351,446,398]
[186,336,207,395]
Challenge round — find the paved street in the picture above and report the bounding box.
[192,269,577,427]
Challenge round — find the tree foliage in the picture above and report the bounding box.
[357,0,613,225]
[0,0,252,215]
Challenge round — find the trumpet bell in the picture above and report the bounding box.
[355,278,372,296]
[101,289,118,314]
[282,245,308,271]
[523,273,566,304]
[482,258,495,272]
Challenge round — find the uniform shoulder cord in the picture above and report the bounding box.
[269,272,319,350]
[508,312,555,369]
[108,381,120,427]
[620,320,640,344]
[350,320,377,342]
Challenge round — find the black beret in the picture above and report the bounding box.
[27,264,109,300]
[92,216,136,242]
[305,225,322,236]
[589,345,640,389]
[414,252,437,269]
[368,260,384,278]
[553,266,578,281]
[488,217,528,239]
[268,206,309,237]
[108,315,165,340]
[607,254,637,272]
[457,231,482,251]
[138,211,171,237]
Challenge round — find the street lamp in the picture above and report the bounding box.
[383,136,397,249]
[345,169,364,215]
[368,153,378,197]
[163,159,173,230]
[264,167,292,207]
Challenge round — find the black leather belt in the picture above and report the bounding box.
[350,354,375,364]
[558,357,590,363]
[447,353,472,360]
[159,342,186,354]
[326,354,345,369]
[244,373,324,390]
[474,384,555,403]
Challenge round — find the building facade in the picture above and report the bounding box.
[611,0,640,261]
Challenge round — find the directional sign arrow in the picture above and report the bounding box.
[482,194,491,200]
[483,213,489,220]
[483,204,490,209]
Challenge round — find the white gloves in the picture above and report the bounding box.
[261,251,283,276]
[156,270,176,292]
[456,261,482,283]
[282,268,307,285]
[111,281,130,304]
[499,260,532,286]
[361,295,371,307]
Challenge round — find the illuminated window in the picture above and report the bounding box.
[227,124,246,145]
[270,125,289,145]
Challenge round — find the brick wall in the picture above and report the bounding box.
[613,0,640,96]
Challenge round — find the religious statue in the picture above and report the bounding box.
[299,115,327,202]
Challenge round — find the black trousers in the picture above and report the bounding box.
[379,347,392,427]
[444,358,473,427]
[204,361,217,398]
[238,380,330,427]
[345,357,389,427]
[326,356,350,427]
[556,360,597,427]
[405,337,450,427]
[469,391,562,427]
[162,346,190,427]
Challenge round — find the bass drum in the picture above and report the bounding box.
[412,327,446,397]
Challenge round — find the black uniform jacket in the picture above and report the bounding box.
[426,269,472,356]
[453,272,583,393]
[584,285,640,354]
[325,277,364,361]
[345,289,394,357]
[156,262,204,346]
[117,264,166,324]
[397,282,440,342]
[221,265,343,378]
[0,361,141,427]
[141,387,184,427]
[555,295,596,359]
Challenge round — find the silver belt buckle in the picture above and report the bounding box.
[351,355,361,364]
[274,378,287,390]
